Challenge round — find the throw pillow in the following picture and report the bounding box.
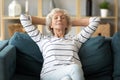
[79,36,113,80]
[9,32,43,77]
[112,32,120,80]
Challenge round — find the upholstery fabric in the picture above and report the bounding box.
[9,32,43,77]
[112,32,120,80]
[79,36,113,80]
[13,74,40,80]
[0,44,16,80]
[0,40,8,51]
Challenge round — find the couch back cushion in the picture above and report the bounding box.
[112,32,120,80]
[9,32,43,77]
[79,36,113,80]
[0,40,8,51]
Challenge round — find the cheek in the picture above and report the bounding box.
[65,22,69,28]
[64,19,69,26]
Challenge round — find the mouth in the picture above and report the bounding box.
[56,22,62,25]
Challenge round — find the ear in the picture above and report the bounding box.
[50,26,53,29]
[50,23,53,28]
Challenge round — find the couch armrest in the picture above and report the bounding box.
[0,44,16,80]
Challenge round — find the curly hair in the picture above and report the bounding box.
[46,8,72,35]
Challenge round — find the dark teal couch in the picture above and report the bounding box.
[0,32,120,80]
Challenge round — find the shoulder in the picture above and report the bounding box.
[41,35,52,39]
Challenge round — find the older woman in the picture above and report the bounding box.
[20,8,100,80]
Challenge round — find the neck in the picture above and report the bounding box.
[53,29,65,38]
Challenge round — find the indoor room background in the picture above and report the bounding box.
[0,0,120,40]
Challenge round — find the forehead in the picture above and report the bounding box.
[53,11,66,17]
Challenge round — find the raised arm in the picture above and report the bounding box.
[20,14,42,43]
[71,17,90,26]
[31,16,46,25]
[31,16,89,26]
[76,17,100,43]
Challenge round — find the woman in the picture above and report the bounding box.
[20,8,100,80]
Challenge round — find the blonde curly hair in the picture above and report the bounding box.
[46,8,72,35]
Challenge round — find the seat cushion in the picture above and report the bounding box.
[79,36,113,80]
[13,74,40,80]
[112,32,120,80]
[9,32,43,77]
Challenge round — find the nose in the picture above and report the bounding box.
[57,16,62,20]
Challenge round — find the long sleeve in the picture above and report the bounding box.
[20,14,42,43]
[76,17,100,43]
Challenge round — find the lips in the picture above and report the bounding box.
[56,22,62,25]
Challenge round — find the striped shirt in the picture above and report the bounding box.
[20,14,100,78]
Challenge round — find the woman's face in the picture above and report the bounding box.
[51,11,68,31]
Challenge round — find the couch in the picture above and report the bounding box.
[0,32,120,80]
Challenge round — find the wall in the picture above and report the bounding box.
[2,0,120,39]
